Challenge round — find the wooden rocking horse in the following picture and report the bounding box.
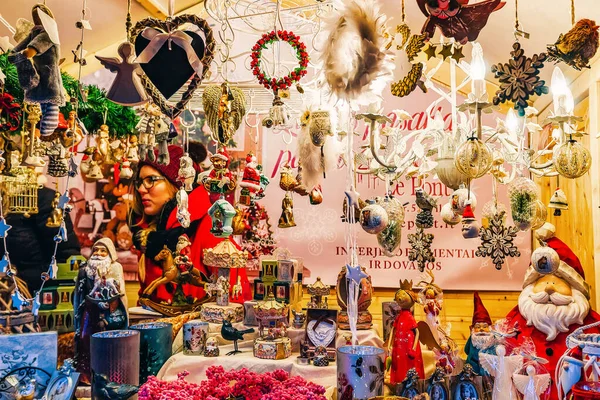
[139,246,213,316]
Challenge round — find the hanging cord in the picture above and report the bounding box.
[514,0,520,33]
[571,0,576,25]
[126,0,132,41]
[401,0,406,23]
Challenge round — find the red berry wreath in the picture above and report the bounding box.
[250,30,309,93]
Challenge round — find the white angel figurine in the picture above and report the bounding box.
[513,365,551,400]
[480,344,524,400]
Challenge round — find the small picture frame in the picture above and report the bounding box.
[305,308,338,361]
[254,280,265,301]
[274,281,290,303]
[450,364,483,400]
[277,259,296,282]
[395,368,423,399]
[42,359,80,400]
[426,368,450,400]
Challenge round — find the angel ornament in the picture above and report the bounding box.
[480,344,523,400]
[95,42,148,106]
[176,188,191,229]
[512,365,551,400]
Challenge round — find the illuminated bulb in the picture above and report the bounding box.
[506,108,519,136]
[551,67,574,115]
[470,43,487,99]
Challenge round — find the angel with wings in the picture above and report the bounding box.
[513,365,551,400]
[480,344,523,400]
[96,42,148,106]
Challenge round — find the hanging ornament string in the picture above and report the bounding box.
[514,0,520,34]
[571,0,576,25]
[401,0,406,23]
[126,0,132,41]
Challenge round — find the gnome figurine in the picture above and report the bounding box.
[464,291,494,375]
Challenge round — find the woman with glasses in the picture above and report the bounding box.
[130,143,251,305]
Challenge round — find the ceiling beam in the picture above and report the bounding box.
[134,0,168,19]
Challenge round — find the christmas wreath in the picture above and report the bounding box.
[250,30,309,93]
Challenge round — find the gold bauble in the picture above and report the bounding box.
[454,138,493,179]
[553,139,591,179]
[434,158,468,190]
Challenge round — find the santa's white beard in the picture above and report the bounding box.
[518,284,589,341]
[471,332,494,350]
[88,255,112,278]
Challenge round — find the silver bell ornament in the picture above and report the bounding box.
[376,196,405,256]
[360,199,389,234]
[441,202,462,226]
[548,187,568,216]
[531,245,560,274]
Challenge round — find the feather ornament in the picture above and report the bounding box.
[320,0,394,106]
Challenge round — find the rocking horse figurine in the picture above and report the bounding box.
[139,238,213,316]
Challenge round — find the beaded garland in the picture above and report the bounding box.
[250,30,309,93]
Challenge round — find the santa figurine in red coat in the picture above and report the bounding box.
[504,222,600,400]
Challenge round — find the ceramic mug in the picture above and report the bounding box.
[183,320,209,355]
[337,345,385,400]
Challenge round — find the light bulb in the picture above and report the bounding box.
[470,43,486,99]
[506,108,519,135]
[551,67,574,115]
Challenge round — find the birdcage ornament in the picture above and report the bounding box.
[1,166,39,217]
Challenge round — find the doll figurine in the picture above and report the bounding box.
[480,344,523,400]
[119,159,133,180]
[513,365,551,400]
[126,135,139,163]
[96,125,111,164]
[389,280,425,385]
[278,192,296,228]
[178,153,196,191]
[8,4,65,136]
[204,148,236,204]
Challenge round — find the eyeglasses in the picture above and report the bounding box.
[136,176,166,190]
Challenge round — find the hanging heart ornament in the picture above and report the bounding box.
[130,15,216,119]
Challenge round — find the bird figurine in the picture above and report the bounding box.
[92,371,139,400]
[547,19,600,70]
[415,188,438,229]
[221,316,255,356]
[417,0,505,44]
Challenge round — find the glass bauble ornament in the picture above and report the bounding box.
[440,202,461,226]
[360,199,389,234]
[481,201,507,228]
[507,177,539,231]
[553,139,591,179]
[454,138,493,179]
[376,196,405,256]
[435,158,469,190]
[530,200,547,231]
[450,185,477,215]
[531,245,560,274]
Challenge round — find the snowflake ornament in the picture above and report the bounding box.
[491,41,549,117]
[475,211,520,270]
[408,227,435,272]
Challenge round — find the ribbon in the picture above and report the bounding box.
[135,27,203,76]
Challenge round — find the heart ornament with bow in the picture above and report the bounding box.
[130,14,215,119]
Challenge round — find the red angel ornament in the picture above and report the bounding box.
[417,0,506,45]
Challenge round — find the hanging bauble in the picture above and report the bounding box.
[461,203,480,239]
[450,185,477,216]
[548,187,568,216]
[377,196,405,256]
[454,137,493,179]
[530,200,548,231]
[440,203,462,226]
[481,201,507,228]
[360,199,389,234]
[507,177,539,231]
[435,158,469,190]
[553,139,591,179]
[531,245,560,274]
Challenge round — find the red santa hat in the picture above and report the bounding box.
[211,148,230,163]
[564,346,585,367]
[246,152,257,164]
[462,203,475,220]
[523,223,590,299]
[472,291,492,327]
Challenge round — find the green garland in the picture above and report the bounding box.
[0,53,138,137]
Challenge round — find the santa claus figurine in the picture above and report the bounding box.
[239,152,261,206]
[464,291,494,375]
[174,234,193,275]
[504,222,600,400]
